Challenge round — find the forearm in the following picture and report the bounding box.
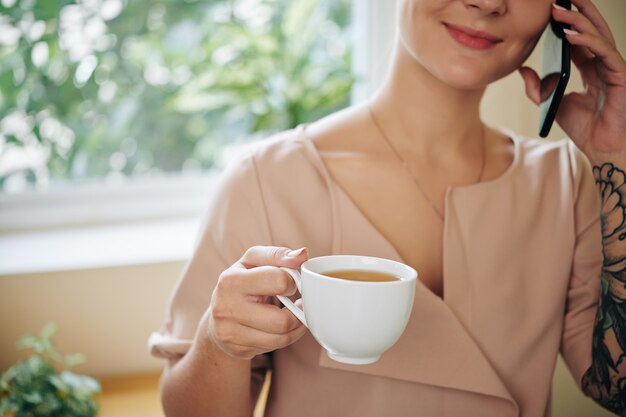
[160,323,253,417]
[582,159,626,414]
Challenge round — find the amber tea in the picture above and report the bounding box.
[321,269,400,282]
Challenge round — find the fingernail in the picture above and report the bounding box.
[286,247,307,258]
[552,3,567,11]
[563,28,580,36]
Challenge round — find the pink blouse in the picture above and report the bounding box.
[149,124,602,417]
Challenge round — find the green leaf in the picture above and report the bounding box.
[60,371,100,395]
[16,335,39,351]
[23,391,43,404]
[39,323,57,342]
[47,374,67,391]
[173,91,240,113]
[282,0,317,39]
[34,391,62,415]
[63,353,85,367]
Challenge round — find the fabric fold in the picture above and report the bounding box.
[316,183,519,416]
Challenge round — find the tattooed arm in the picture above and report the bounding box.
[582,163,626,414]
[516,0,626,411]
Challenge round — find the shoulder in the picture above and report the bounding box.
[213,126,312,191]
[512,133,596,201]
[227,123,326,173]
[515,133,579,164]
[221,104,366,188]
[247,127,313,172]
[514,134,592,179]
[210,122,339,225]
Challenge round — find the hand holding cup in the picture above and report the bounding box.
[206,246,309,360]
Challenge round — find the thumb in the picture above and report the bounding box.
[518,66,542,106]
[238,245,309,269]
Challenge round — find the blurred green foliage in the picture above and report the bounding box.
[0,323,100,417]
[0,0,353,191]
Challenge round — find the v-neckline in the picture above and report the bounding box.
[296,123,521,301]
[294,124,522,411]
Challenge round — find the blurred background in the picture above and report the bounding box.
[0,0,624,416]
[0,0,352,192]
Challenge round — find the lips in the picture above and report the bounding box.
[444,23,503,50]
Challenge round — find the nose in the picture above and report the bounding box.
[463,0,506,16]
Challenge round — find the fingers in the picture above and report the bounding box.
[565,0,615,46]
[564,31,626,79]
[218,321,306,352]
[220,265,299,297]
[551,3,604,47]
[219,245,310,299]
[209,285,308,359]
[518,67,562,107]
[211,315,308,360]
[234,302,304,334]
[551,2,626,78]
[236,245,309,269]
[569,41,594,70]
[518,66,541,105]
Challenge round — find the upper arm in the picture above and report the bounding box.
[560,142,603,388]
[151,151,274,393]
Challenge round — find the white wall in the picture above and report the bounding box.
[0,262,182,376]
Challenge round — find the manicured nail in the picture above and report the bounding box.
[552,3,567,11]
[563,28,580,36]
[286,247,307,257]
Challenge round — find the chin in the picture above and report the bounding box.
[433,63,495,90]
[433,55,522,90]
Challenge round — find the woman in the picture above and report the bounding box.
[149,0,626,415]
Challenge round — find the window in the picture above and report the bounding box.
[0,0,354,195]
[0,0,398,272]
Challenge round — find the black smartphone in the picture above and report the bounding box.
[538,0,571,138]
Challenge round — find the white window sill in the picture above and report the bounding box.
[0,217,201,276]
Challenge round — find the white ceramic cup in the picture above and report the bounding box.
[277,255,417,365]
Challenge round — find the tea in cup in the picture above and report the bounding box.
[277,255,417,365]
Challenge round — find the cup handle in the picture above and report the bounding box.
[276,267,307,328]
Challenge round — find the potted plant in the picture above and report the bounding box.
[0,323,100,417]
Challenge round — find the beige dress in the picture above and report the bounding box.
[149,124,602,417]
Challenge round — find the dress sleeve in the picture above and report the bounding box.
[148,149,274,385]
[560,141,603,388]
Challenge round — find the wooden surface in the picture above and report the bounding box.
[97,371,271,417]
[98,373,163,417]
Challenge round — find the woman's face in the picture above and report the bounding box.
[398,0,553,89]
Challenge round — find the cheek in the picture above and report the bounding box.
[398,0,441,62]
[505,17,550,70]
[509,2,553,62]
[398,0,420,51]
[485,5,552,81]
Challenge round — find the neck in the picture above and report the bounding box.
[370,37,487,162]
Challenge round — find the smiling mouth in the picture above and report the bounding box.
[443,23,503,50]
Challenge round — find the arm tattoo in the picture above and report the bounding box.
[582,162,626,413]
